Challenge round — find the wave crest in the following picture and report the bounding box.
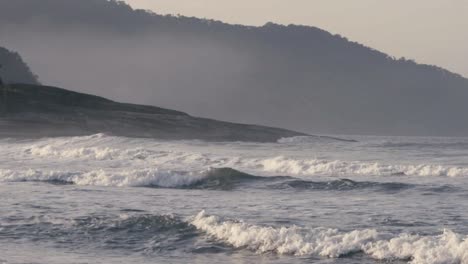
[0,168,269,190]
[0,168,205,188]
[191,211,468,263]
[259,156,468,177]
[191,211,379,257]
[26,145,156,161]
[19,136,468,178]
[0,168,416,193]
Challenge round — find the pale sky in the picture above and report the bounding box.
[124,0,468,77]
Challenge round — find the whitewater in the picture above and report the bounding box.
[2,134,468,264]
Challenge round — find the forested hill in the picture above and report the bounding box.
[0,84,305,141]
[0,46,39,85]
[1,0,468,136]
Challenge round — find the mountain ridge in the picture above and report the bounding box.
[1,0,468,136]
[1,0,464,79]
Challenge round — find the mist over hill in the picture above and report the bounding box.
[1,0,468,136]
[0,45,304,141]
[0,46,39,85]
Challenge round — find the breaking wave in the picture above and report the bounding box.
[5,209,468,263]
[22,144,468,178]
[0,168,209,188]
[0,167,417,192]
[258,156,468,177]
[26,145,156,161]
[0,167,270,189]
[191,211,468,264]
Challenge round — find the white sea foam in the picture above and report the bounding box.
[191,211,468,264]
[191,211,379,257]
[27,145,159,161]
[258,156,468,177]
[278,136,323,144]
[4,134,468,179]
[28,145,120,160]
[26,145,468,177]
[0,169,77,183]
[0,168,207,188]
[365,230,468,264]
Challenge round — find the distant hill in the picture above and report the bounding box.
[0,84,305,142]
[0,46,39,85]
[1,0,468,136]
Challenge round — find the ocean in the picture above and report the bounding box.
[1,133,468,264]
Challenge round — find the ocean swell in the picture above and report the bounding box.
[0,168,416,193]
[1,213,197,253]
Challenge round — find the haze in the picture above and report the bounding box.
[126,0,468,77]
[1,0,468,137]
